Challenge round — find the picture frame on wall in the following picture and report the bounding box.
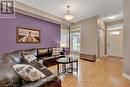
[16,27,40,43]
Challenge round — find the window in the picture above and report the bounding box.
[61,29,69,47]
[61,26,80,52]
[70,26,80,52]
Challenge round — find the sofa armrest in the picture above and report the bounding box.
[21,75,61,87]
[36,58,43,65]
[60,51,65,55]
[28,60,46,70]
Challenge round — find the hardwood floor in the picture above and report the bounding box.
[48,57,130,87]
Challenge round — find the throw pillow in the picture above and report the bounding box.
[13,64,45,82]
[52,48,61,56]
[22,54,37,63]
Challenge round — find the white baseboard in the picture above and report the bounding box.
[104,55,108,57]
[96,58,101,61]
[120,60,124,62]
[123,73,130,80]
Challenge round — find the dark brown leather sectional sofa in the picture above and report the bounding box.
[0,48,64,87]
[37,48,65,67]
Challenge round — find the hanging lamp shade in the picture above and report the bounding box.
[64,5,74,21]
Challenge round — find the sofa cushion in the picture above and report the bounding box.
[13,64,45,82]
[0,63,22,87]
[37,48,49,57]
[22,54,37,63]
[29,60,46,70]
[42,56,56,60]
[0,54,4,64]
[55,55,65,58]
[21,49,37,57]
[7,51,22,64]
[40,67,53,77]
[52,48,61,56]
[42,55,65,61]
[21,75,61,87]
[0,54,4,59]
[48,48,53,56]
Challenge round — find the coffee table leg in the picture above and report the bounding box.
[57,64,59,75]
[70,63,73,73]
[71,63,73,73]
[62,64,65,73]
[65,64,67,73]
[76,61,78,71]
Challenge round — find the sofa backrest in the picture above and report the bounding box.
[48,48,53,56]
[37,48,49,57]
[37,48,63,58]
[0,54,22,87]
[7,50,23,64]
[20,48,37,57]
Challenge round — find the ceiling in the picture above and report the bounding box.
[16,0,123,23]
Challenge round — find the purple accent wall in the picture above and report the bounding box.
[0,13,60,53]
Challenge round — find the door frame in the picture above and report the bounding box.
[98,27,106,58]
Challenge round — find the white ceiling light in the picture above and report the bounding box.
[108,27,123,30]
[103,13,123,22]
[109,15,118,19]
[104,15,119,20]
[64,5,74,21]
[110,31,120,35]
[107,23,123,30]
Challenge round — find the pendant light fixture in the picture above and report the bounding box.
[64,5,74,21]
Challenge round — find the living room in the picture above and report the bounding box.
[0,0,130,87]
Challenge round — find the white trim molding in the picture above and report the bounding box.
[123,73,130,80]
[96,58,101,61]
[15,1,73,26]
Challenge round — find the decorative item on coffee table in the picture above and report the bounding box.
[60,43,69,56]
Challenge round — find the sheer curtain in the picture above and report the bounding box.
[61,26,80,53]
[61,29,69,47]
[70,26,80,52]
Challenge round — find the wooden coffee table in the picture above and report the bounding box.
[56,56,78,75]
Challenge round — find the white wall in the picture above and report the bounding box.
[75,16,99,57]
[124,0,130,76]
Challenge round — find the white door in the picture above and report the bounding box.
[107,29,123,57]
[99,29,105,58]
